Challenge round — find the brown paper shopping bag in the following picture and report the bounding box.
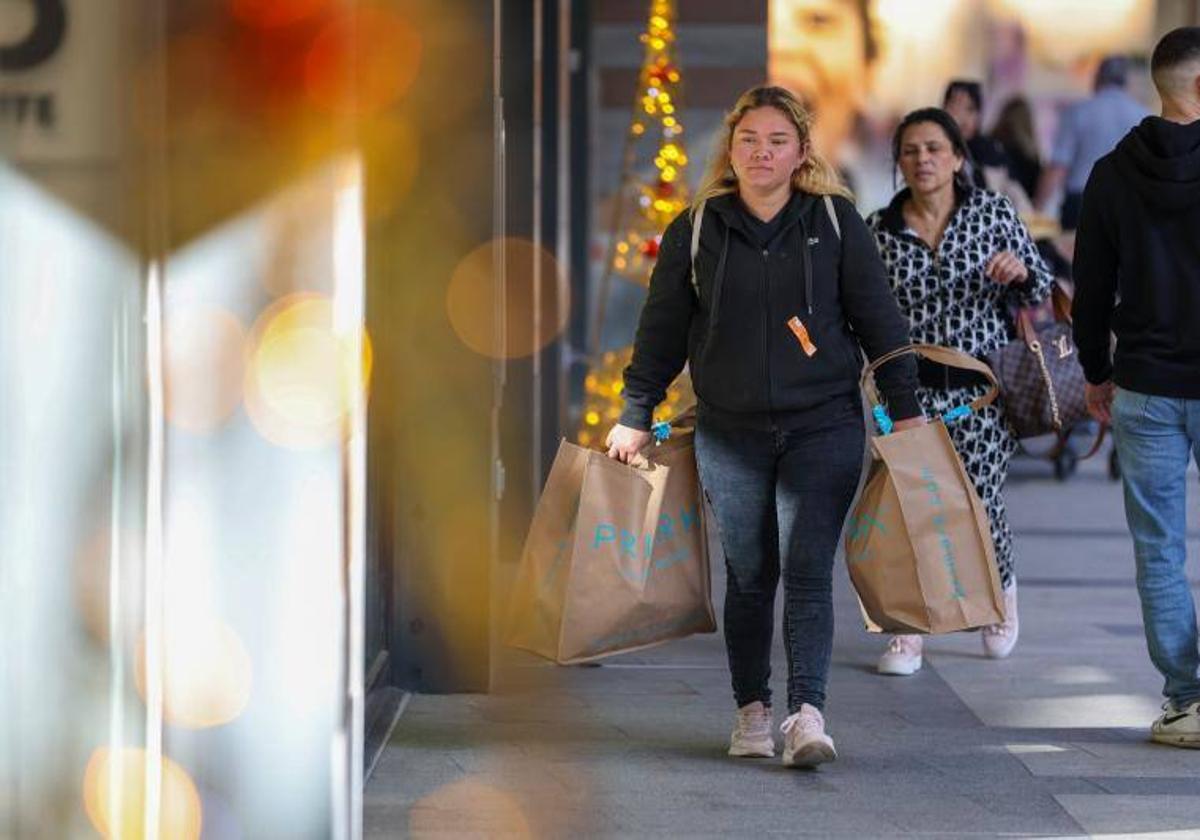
[505,427,716,664]
[845,344,1006,634]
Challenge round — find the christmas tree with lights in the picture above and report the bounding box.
[605,0,692,286]
[579,0,695,448]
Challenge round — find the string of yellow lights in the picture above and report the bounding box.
[579,0,695,448]
[611,0,691,283]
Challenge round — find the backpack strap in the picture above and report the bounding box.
[823,194,841,240]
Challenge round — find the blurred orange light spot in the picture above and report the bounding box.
[305,7,422,116]
[446,239,569,360]
[135,618,253,729]
[165,308,247,434]
[410,778,531,838]
[230,0,332,28]
[83,748,202,840]
[244,294,372,449]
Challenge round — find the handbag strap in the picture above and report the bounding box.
[1058,423,1108,461]
[1051,280,1072,323]
[1015,280,1073,345]
[861,343,1000,413]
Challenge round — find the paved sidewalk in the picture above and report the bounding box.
[365,448,1200,838]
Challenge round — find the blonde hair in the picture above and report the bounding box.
[693,85,853,211]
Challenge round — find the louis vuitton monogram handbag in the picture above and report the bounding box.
[986,281,1090,440]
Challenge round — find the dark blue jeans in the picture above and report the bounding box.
[694,398,866,713]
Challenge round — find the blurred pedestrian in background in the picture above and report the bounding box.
[943,80,1033,212]
[1036,55,1150,231]
[991,95,1043,204]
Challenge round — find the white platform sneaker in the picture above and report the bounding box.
[982,583,1019,659]
[728,701,774,757]
[877,634,923,675]
[781,704,837,768]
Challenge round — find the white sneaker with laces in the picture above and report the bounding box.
[877,634,923,676]
[1151,700,1200,748]
[728,701,774,757]
[982,582,1019,659]
[781,704,836,768]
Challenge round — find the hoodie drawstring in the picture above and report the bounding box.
[799,212,814,316]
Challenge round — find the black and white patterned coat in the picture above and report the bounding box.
[865,187,1053,356]
[866,187,1052,589]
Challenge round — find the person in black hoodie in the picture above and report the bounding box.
[1073,26,1200,748]
[605,85,923,768]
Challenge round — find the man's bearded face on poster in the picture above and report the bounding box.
[768,0,877,164]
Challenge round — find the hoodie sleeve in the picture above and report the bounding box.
[618,210,695,431]
[834,197,922,420]
[991,193,1053,308]
[1071,161,1118,384]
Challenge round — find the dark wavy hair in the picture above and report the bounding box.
[891,107,974,193]
[942,79,983,113]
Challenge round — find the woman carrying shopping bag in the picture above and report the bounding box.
[867,108,1052,675]
[605,85,923,768]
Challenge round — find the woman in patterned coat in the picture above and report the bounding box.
[866,107,1052,675]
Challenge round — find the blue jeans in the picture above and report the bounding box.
[694,398,865,713]
[1111,387,1200,706]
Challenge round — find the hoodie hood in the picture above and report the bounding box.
[1113,116,1200,211]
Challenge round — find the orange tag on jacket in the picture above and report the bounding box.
[787,316,818,357]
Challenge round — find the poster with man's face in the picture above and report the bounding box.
[767,0,876,167]
[768,0,1156,210]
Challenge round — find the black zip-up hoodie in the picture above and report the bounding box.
[619,191,921,431]
[1073,116,1200,395]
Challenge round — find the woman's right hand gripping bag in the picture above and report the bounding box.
[846,344,1006,634]
[504,414,716,664]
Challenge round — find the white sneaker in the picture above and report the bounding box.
[1151,700,1200,748]
[728,701,774,757]
[878,634,923,675]
[781,704,837,768]
[982,583,1019,659]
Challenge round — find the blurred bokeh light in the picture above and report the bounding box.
[304,6,422,116]
[83,748,203,840]
[135,617,254,729]
[244,293,372,449]
[409,778,532,839]
[447,238,569,360]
